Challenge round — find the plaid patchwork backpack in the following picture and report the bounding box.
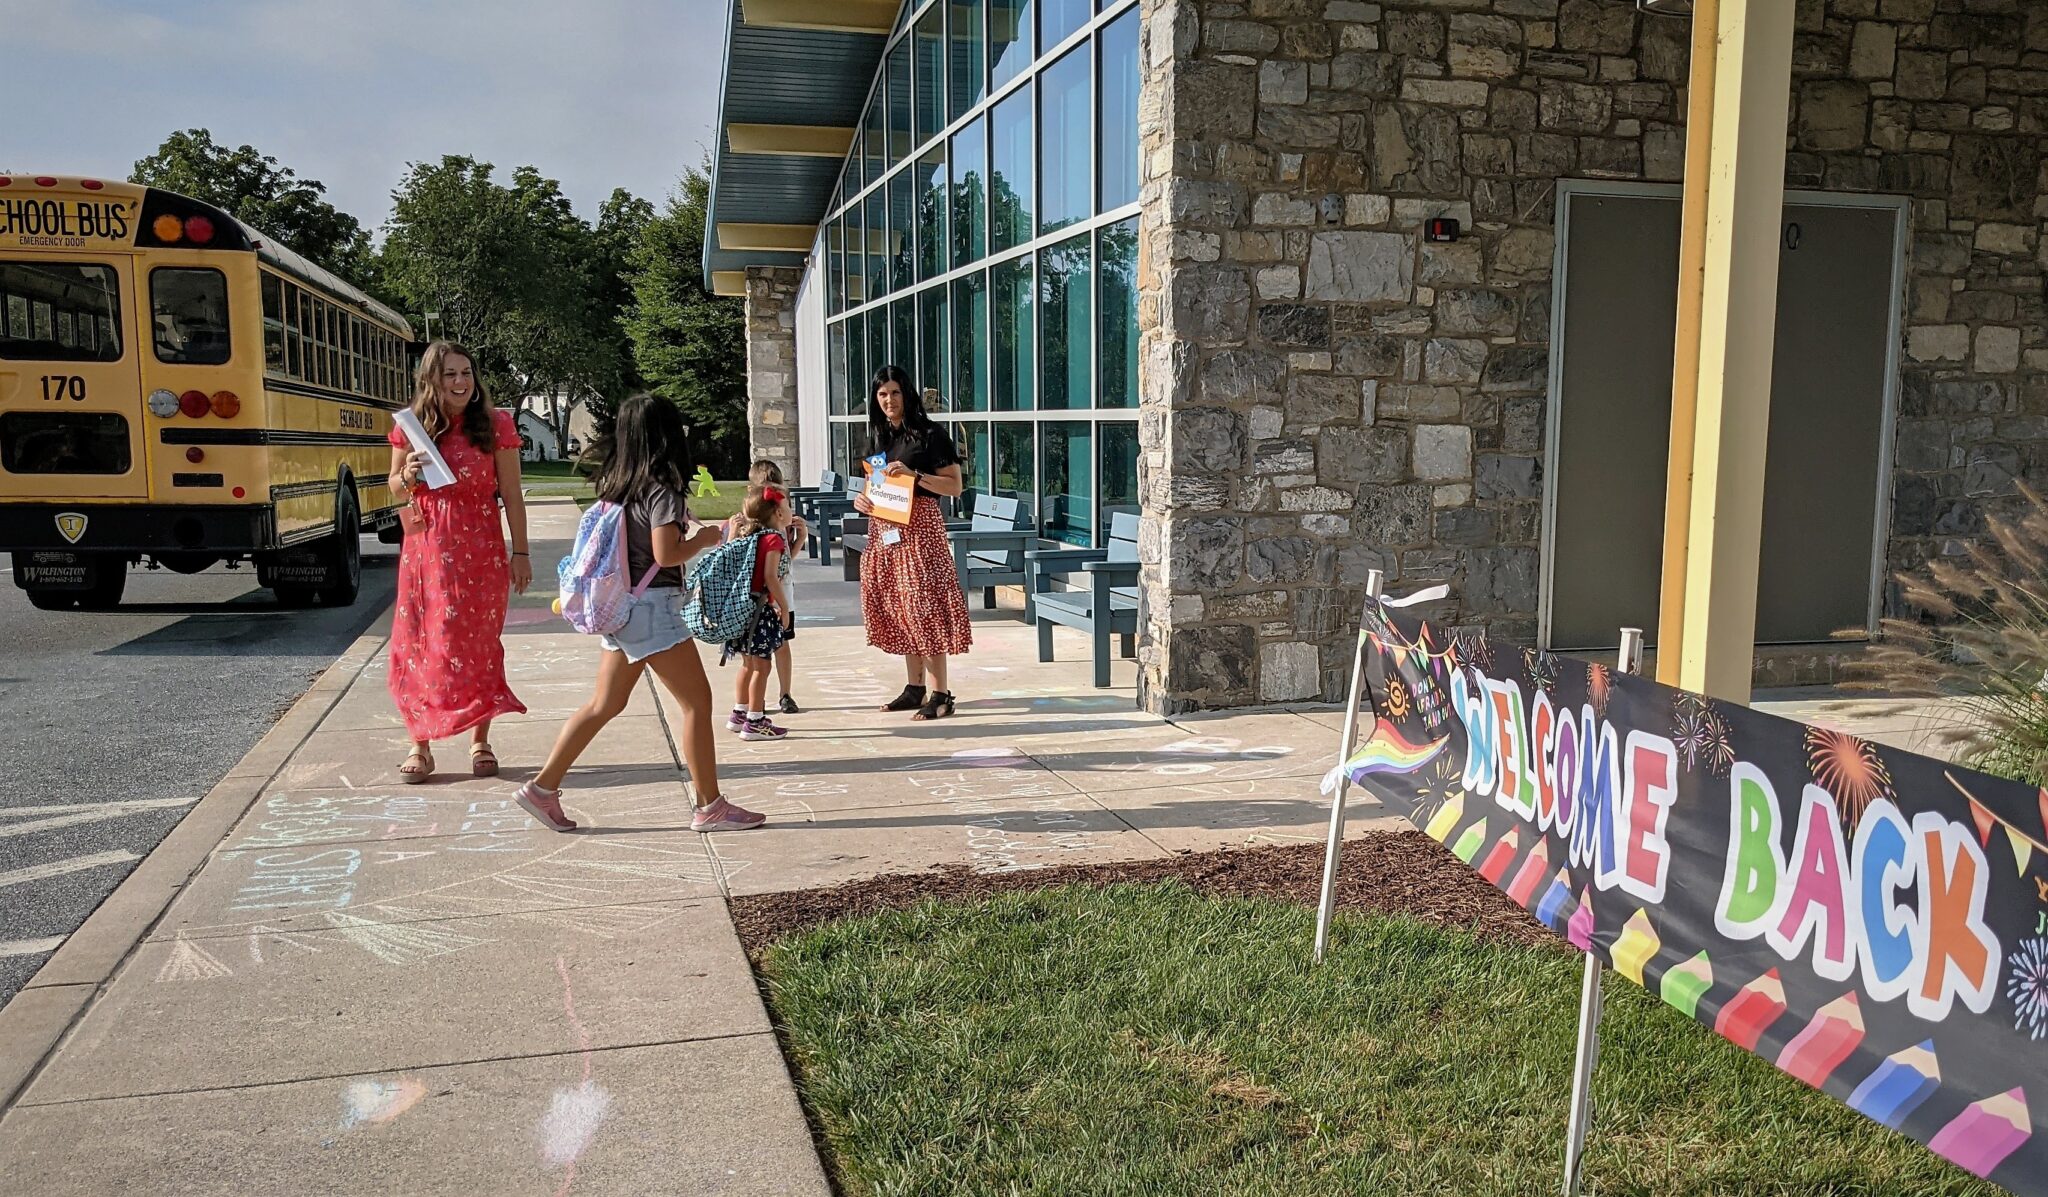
[555,501,657,635]
[680,530,766,643]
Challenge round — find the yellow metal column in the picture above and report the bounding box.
[1671,0,1796,702]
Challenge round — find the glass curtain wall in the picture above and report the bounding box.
[822,0,1140,546]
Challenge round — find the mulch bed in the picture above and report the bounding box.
[729,830,1561,959]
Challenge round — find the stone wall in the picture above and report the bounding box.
[744,265,803,478]
[1135,0,2048,714]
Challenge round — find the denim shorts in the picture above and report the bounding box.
[600,586,691,663]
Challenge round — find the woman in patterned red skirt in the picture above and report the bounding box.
[852,365,973,720]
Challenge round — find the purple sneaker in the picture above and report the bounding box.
[691,797,767,832]
[725,710,748,733]
[739,717,788,741]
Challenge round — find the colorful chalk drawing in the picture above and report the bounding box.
[339,1076,428,1129]
[541,955,612,1196]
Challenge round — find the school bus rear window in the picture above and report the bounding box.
[0,261,121,362]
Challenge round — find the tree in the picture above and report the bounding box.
[132,129,374,286]
[624,167,747,476]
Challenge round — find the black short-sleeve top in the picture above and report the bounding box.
[870,423,961,493]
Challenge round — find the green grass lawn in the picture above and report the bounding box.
[516,459,746,521]
[759,882,1996,1197]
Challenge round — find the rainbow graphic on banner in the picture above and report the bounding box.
[1342,718,1448,782]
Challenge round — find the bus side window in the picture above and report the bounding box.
[149,267,231,366]
[262,273,285,374]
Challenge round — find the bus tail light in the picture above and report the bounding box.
[209,391,240,418]
[178,390,210,418]
[153,214,184,243]
[185,447,206,464]
[147,389,180,418]
[184,215,216,245]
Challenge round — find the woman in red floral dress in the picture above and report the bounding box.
[385,342,530,780]
[852,365,972,720]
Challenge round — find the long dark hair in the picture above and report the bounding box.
[589,394,690,504]
[412,341,495,452]
[865,363,937,455]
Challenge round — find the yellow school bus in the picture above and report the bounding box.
[0,174,412,610]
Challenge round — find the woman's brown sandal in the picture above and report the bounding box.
[398,748,434,784]
[882,684,927,712]
[470,743,499,777]
[913,691,955,721]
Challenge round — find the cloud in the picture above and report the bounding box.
[0,0,726,228]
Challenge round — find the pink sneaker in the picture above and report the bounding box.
[514,781,577,832]
[739,717,788,741]
[691,797,766,832]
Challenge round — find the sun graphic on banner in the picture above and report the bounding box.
[1804,727,1895,832]
[1382,677,1412,720]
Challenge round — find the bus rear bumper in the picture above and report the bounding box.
[0,504,277,555]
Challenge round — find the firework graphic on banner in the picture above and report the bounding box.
[1672,693,1736,778]
[1587,662,1613,716]
[1522,647,1560,694]
[2009,938,2048,1042]
[1452,627,1493,673]
[1805,727,1896,834]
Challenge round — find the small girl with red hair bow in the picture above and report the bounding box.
[723,459,806,715]
[721,482,796,740]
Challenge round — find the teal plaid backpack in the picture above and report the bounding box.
[680,530,765,643]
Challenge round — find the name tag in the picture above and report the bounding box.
[881,527,903,547]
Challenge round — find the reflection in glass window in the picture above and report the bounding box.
[991,0,1034,90]
[994,420,1034,503]
[867,310,888,402]
[829,321,850,416]
[1099,9,1140,212]
[889,168,915,294]
[1099,421,1139,542]
[892,298,918,385]
[951,271,989,413]
[917,148,948,282]
[151,268,231,365]
[864,192,888,301]
[888,39,913,164]
[915,7,946,147]
[990,86,1033,252]
[0,261,122,363]
[1042,0,1091,51]
[864,96,886,185]
[846,208,866,307]
[992,254,1034,412]
[1098,216,1138,408]
[828,220,846,314]
[920,286,950,408]
[951,117,986,269]
[959,420,991,497]
[1039,43,1091,235]
[847,312,868,415]
[831,422,854,475]
[1039,233,1091,410]
[1042,420,1092,545]
[949,0,986,121]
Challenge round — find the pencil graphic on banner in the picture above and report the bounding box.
[1566,888,1595,950]
[1713,969,1787,1051]
[1659,950,1712,1018]
[1610,909,1658,984]
[1505,839,1550,906]
[1424,793,1464,843]
[1477,828,1520,883]
[1928,1088,2031,1180]
[1776,992,1865,1088]
[1535,868,1572,930]
[1848,1040,1940,1130]
[1451,820,1487,864]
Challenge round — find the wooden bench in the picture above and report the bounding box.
[1025,511,1140,688]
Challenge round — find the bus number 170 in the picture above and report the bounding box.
[40,375,86,402]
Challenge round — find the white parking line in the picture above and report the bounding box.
[0,851,139,888]
[0,797,200,839]
[0,936,65,958]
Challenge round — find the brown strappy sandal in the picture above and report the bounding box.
[470,742,499,777]
[398,746,434,784]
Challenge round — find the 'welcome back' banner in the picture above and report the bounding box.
[1339,601,2046,1191]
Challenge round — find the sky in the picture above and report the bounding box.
[3,0,728,234]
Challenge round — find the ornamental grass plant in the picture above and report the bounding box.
[1852,481,2048,785]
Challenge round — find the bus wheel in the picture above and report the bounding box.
[316,488,362,607]
[75,560,127,610]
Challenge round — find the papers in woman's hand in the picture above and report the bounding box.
[392,410,458,489]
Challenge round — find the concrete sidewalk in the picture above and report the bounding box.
[0,498,1397,1196]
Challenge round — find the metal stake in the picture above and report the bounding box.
[1312,568,1384,964]
[1562,627,1643,1196]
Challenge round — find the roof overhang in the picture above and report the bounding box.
[703,0,891,287]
